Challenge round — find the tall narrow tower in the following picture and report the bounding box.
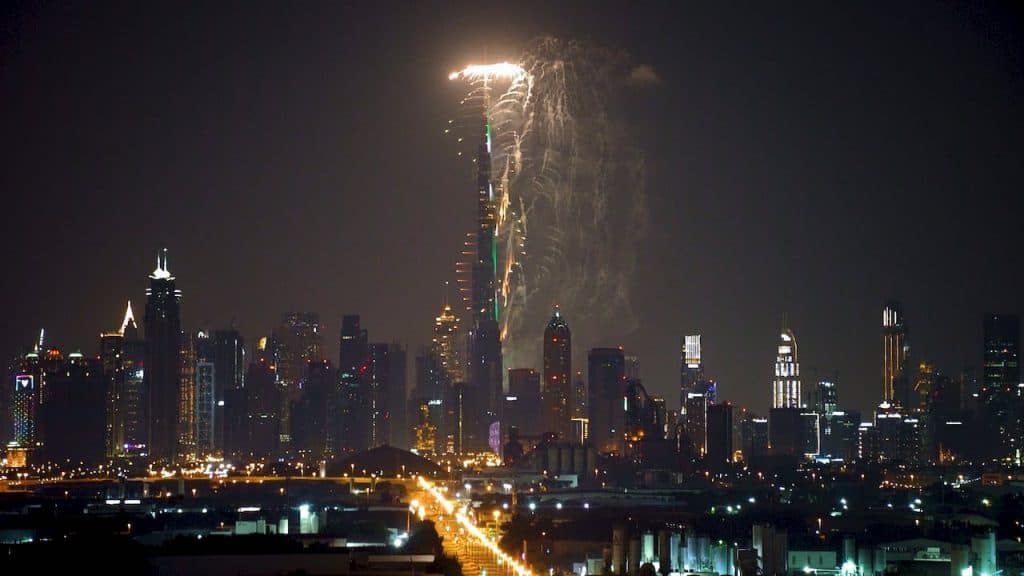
[773,327,801,409]
[144,249,183,462]
[469,101,503,451]
[542,307,571,439]
[882,300,907,404]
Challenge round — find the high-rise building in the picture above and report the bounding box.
[100,307,127,459]
[433,304,462,384]
[144,249,183,462]
[213,329,245,454]
[882,300,908,404]
[768,407,804,458]
[102,302,145,459]
[542,308,571,439]
[505,368,541,437]
[683,393,708,456]
[815,380,838,417]
[772,328,801,409]
[981,314,1021,456]
[706,403,734,470]
[121,307,145,457]
[39,353,106,466]
[624,379,657,445]
[468,112,503,454]
[280,312,323,365]
[739,413,769,463]
[572,370,586,419]
[291,360,336,462]
[193,331,215,457]
[912,361,937,413]
[11,369,38,448]
[339,315,370,453]
[368,342,403,448]
[820,410,860,462]
[178,331,197,459]
[244,339,279,457]
[387,342,408,450]
[680,335,704,410]
[587,347,626,455]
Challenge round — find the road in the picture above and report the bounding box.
[411,477,533,576]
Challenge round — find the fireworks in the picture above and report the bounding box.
[448,39,648,370]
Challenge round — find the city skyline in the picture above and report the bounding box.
[4,2,1024,417]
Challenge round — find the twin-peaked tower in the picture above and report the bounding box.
[144,249,182,462]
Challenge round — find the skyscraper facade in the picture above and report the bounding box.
[468,115,503,454]
[981,314,1021,456]
[144,249,183,462]
[178,331,197,459]
[706,403,734,470]
[339,315,370,452]
[680,334,703,402]
[213,329,245,454]
[542,308,571,439]
[100,311,126,459]
[367,342,405,448]
[505,368,541,437]
[587,347,626,455]
[193,331,215,457]
[882,300,907,404]
[772,328,801,409]
[39,353,106,466]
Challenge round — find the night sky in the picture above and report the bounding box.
[3,2,1023,416]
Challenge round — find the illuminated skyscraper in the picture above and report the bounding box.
[680,334,704,414]
[11,369,37,447]
[772,328,801,409]
[433,304,462,384]
[468,114,503,453]
[882,300,907,404]
[981,314,1021,456]
[178,331,197,459]
[542,307,571,439]
[193,331,215,457]
[144,249,183,462]
[101,315,125,459]
[101,301,143,458]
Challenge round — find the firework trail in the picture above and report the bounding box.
[450,38,649,371]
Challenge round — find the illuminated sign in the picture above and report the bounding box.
[15,374,32,391]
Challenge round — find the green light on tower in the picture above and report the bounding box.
[492,235,499,321]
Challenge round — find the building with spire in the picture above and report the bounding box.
[468,109,503,454]
[101,301,142,458]
[144,249,183,462]
[542,307,571,439]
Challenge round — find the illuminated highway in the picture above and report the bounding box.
[412,477,533,576]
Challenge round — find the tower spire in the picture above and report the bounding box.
[120,299,137,334]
